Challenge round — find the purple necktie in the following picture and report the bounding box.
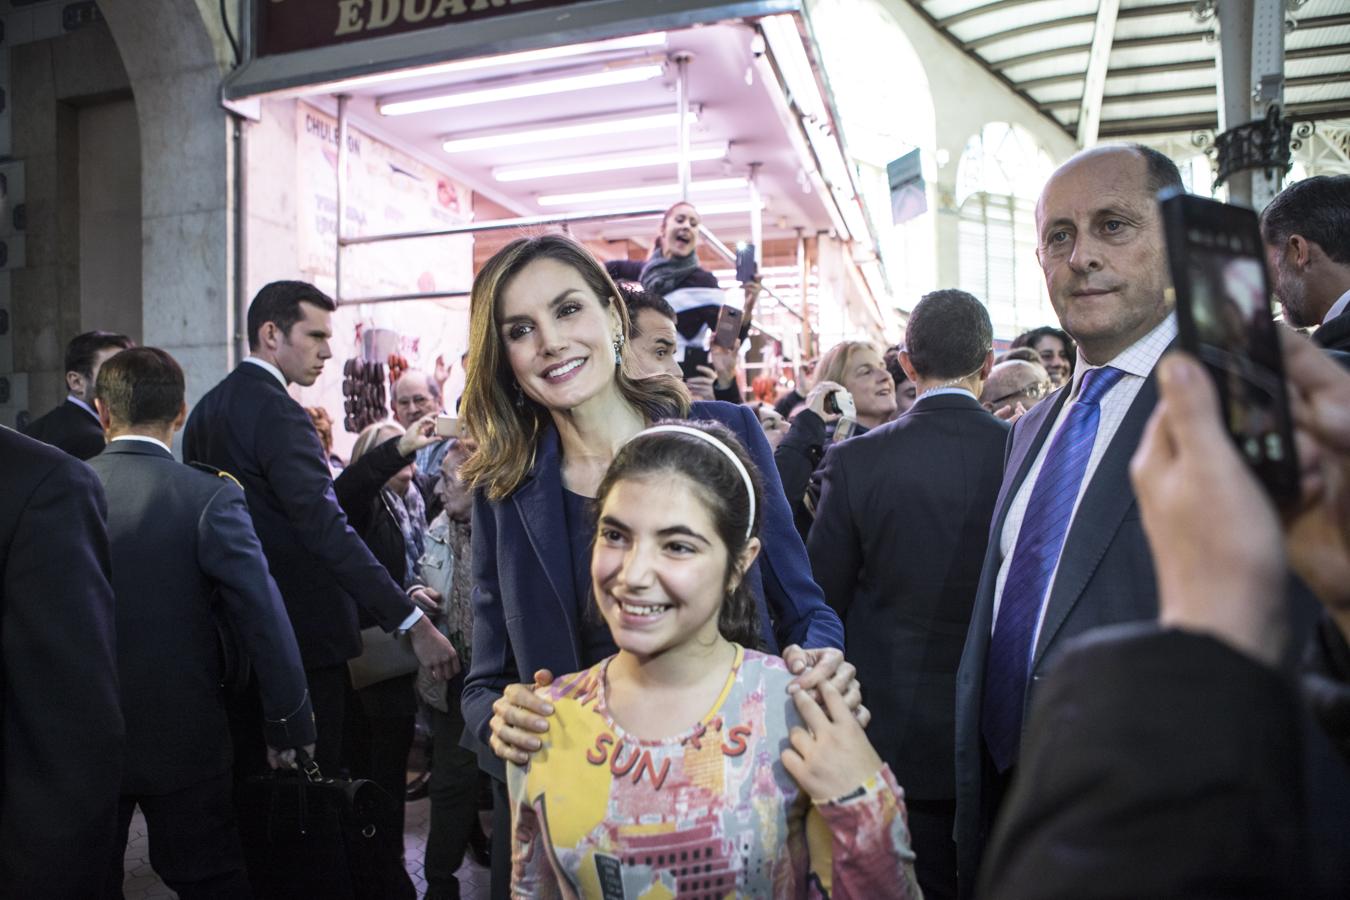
[981,365,1125,772]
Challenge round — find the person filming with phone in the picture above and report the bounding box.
[607,201,760,402]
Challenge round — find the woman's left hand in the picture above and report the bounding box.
[782,645,868,727]
[781,680,884,802]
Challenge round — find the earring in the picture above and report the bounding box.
[513,381,524,409]
[612,333,625,366]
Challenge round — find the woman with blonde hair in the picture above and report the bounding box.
[774,340,898,538]
[455,233,854,892]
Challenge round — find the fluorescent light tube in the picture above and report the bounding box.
[380,63,664,116]
[295,33,668,96]
[537,178,749,207]
[442,108,699,155]
[493,143,729,182]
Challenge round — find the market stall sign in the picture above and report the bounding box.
[257,0,598,57]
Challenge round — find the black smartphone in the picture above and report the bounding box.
[712,304,744,350]
[680,346,710,382]
[735,243,758,283]
[1158,189,1300,508]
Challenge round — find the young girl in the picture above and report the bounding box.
[508,422,919,899]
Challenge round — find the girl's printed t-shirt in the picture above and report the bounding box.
[508,646,921,899]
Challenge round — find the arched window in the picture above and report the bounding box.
[956,122,1055,340]
[811,0,937,320]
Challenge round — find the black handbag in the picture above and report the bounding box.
[237,750,401,899]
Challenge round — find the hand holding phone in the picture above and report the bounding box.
[713,304,744,350]
[435,415,459,438]
[1158,189,1300,508]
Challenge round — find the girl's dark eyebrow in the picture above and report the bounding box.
[598,515,710,545]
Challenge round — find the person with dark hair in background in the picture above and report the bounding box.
[614,281,681,379]
[955,144,1184,896]
[980,359,1052,421]
[0,428,123,898]
[883,343,919,420]
[89,347,315,899]
[1261,174,1350,356]
[775,340,897,539]
[607,202,757,402]
[809,290,1007,900]
[184,281,455,781]
[1009,325,1075,389]
[979,331,1350,899]
[23,329,134,459]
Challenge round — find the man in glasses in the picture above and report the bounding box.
[980,359,1053,420]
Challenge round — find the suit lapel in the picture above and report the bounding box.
[511,425,582,665]
[1031,369,1160,669]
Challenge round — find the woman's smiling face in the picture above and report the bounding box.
[660,203,701,258]
[497,257,621,413]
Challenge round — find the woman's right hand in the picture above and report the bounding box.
[489,669,557,765]
[398,414,441,456]
[804,381,847,423]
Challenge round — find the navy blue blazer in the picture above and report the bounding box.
[953,370,1162,896]
[89,440,315,795]
[461,400,843,753]
[184,363,416,669]
[0,427,123,897]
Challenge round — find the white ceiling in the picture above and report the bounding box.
[291,21,837,249]
[909,0,1350,138]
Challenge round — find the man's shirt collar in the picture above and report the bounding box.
[66,395,99,422]
[1068,312,1177,399]
[1324,288,1350,326]
[244,356,288,388]
[110,434,173,454]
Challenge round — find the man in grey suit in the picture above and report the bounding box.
[953,144,1184,896]
[89,347,316,898]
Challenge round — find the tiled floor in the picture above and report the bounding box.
[122,793,490,899]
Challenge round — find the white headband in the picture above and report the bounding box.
[629,424,756,541]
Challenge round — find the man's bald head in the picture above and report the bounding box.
[981,359,1052,416]
[393,369,441,428]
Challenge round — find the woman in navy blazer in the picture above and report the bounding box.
[457,235,850,777]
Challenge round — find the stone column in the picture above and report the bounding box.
[99,0,235,406]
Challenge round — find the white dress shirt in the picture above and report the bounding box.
[243,356,287,388]
[110,434,172,454]
[915,385,978,403]
[1324,287,1350,326]
[991,313,1177,646]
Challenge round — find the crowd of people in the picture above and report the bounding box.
[2,151,1348,900]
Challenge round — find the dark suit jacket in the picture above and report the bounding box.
[954,372,1162,894]
[183,363,415,669]
[21,397,106,460]
[1315,307,1350,355]
[976,625,1310,899]
[88,440,316,796]
[0,427,123,897]
[808,393,1008,801]
[461,400,843,757]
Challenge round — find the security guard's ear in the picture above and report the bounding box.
[95,397,113,433]
[172,401,188,433]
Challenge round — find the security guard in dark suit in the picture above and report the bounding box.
[88,347,315,899]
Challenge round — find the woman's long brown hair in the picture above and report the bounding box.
[459,233,691,501]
